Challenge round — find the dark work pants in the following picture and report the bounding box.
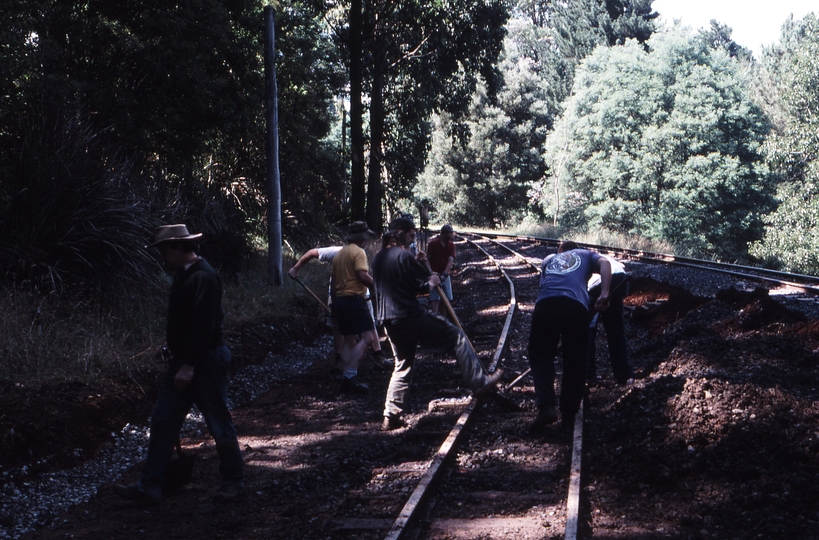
[527,296,589,417]
[138,345,244,497]
[588,274,634,383]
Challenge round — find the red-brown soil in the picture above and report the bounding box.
[4,252,819,540]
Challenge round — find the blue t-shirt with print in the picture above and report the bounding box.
[535,249,602,308]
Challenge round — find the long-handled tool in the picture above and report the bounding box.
[291,275,331,314]
[421,261,518,410]
[421,259,461,328]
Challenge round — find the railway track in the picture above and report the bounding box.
[377,233,588,540]
[374,231,819,540]
[469,231,819,294]
[19,233,819,540]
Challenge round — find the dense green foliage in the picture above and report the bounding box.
[2,0,819,286]
[417,0,658,227]
[749,15,819,272]
[338,0,509,229]
[541,28,772,259]
[0,1,346,288]
[415,56,552,226]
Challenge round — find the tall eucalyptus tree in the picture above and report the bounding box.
[341,0,509,229]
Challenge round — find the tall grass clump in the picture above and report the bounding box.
[0,285,167,384]
[510,222,675,255]
[0,106,155,293]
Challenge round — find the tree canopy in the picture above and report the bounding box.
[416,0,658,228]
[0,0,347,287]
[338,0,510,230]
[749,14,819,272]
[541,28,772,259]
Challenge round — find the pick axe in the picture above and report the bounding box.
[290,274,331,314]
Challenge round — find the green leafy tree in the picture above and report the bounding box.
[696,20,753,61]
[340,0,509,229]
[542,28,772,259]
[416,0,657,229]
[0,1,349,282]
[547,0,658,103]
[749,14,819,272]
[417,53,553,226]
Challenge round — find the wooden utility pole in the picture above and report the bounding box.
[265,5,283,286]
[349,0,365,222]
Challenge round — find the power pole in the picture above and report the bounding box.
[265,5,283,286]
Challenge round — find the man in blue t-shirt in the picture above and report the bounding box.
[528,241,611,431]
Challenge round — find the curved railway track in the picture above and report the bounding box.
[15,233,819,540]
[379,231,819,540]
[383,233,587,540]
[469,231,819,294]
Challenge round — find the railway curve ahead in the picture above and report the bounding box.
[14,233,819,540]
[459,232,819,539]
[397,233,583,540]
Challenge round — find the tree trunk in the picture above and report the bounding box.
[348,0,366,222]
[264,6,282,286]
[365,64,385,232]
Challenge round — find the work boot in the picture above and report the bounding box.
[382,415,407,431]
[113,483,161,506]
[213,483,245,502]
[474,369,504,397]
[528,406,558,433]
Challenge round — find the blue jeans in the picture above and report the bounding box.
[383,311,489,419]
[429,276,453,301]
[588,274,634,383]
[138,345,243,496]
[527,297,589,417]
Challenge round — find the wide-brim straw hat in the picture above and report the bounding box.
[147,224,203,248]
[344,221,377,242]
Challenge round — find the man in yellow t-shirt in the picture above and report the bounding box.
[331,221,377,394]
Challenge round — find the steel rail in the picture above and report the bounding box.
[383,236,516,540]
[459,236,517,372]
[463,232,585,540]
[464,230,819,295]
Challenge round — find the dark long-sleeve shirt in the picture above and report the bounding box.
[371,246,430,322]
[166,258,225,368]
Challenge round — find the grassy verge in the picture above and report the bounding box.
[0,284,167,385]
[0,247,335,387]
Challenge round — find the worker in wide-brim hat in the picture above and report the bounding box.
[344,221,377,243]
[115,223,245,504]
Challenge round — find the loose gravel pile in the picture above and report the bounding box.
[0,339,331,540]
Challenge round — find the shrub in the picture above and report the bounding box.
[0,106,154,292]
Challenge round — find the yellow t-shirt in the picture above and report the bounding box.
[331,243,369,297]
